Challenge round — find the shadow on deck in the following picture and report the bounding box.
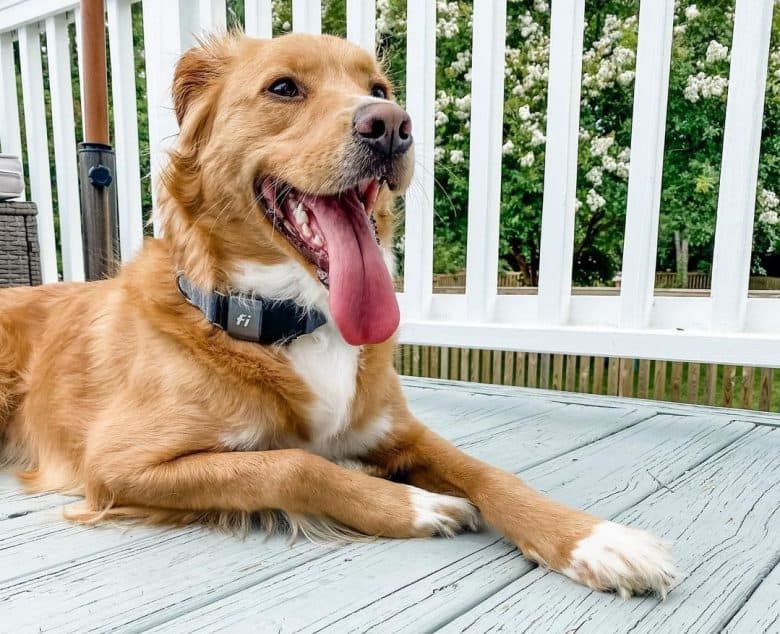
[1,378,778,633]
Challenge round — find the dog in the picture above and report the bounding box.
[0,32,679,598]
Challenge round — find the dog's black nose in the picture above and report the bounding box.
[354,102,412,157]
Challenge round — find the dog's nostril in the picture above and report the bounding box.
[367,119,386,140]
[399,118,411,140]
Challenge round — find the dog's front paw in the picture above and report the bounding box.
[562,520,682,598]
[408,487,481,537]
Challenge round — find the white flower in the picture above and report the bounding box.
[518,105,531,121]
[434,147,445,162]
[685,5,700,20]
[281,21,291,30]
[618,71,635,86]
[602,155,618,172]
[759,188,780,209]
[612,47,635,66]
[759,210,779,225]
[533,0,549,13]
[450,150,465,164]
[586,189,606,210]
[530,128,546,146]
[520,151,535,167]
[590,136,614,157]
[449,51,471,74]
[455,95,471,119]
[683,72,729,102]
[502,140,515,156]
[705,40,729,63]
[435,111,449,126]
[586,167,603,186]
[674,25,687,36]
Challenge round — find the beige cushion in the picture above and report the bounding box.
[0,154,24,200]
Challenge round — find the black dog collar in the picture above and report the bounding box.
[177,274,327,344]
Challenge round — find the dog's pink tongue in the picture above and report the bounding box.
[304,194,399,345]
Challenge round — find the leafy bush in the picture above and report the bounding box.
[375,0,780,284]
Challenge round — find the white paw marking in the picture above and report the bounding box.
[563,521,682,599]
[409,488,480,537]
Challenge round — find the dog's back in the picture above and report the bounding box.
[0,282,95,463]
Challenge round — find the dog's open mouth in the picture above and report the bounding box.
[256,176,399,345]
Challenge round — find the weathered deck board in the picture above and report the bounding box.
[0,473,78,521]
[442,427,780,634]
[0,378,777,634]
[724,559,780,633]
[148,415,750,634]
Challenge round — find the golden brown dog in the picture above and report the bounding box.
[0,32,679,597]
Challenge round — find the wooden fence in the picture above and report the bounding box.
[394,345,778,412]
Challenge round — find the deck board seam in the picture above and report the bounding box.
[503,411,660,474]
[309,538,510,634]
[119,545,344,634]
[719,529,780,630]
[400,377,780,425]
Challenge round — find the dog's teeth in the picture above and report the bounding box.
[301,223,312,238]
[313,234,323,247]
[293,204,308,226]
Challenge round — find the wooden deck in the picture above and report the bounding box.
[1,377,778,633]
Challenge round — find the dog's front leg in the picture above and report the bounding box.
[369,410,680,597]
[83,445,479,539]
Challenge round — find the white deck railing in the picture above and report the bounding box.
[0,0,778,367]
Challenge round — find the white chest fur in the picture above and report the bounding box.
[285,322,360,439]
[221,259,391,459]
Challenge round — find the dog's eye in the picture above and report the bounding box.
[269,78,300,98]
[371,84,388,99]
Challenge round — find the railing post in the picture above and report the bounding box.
[619,0,674,329]
[347,0,375,54]
[18,23,58,283]
[46,13,85,281]
[464,0,506,323]
[292,0,320,34]
[142,0,189,234]
[107,0,144,261]
[710,0,774,332]
[402,0,436,320]
[198,0,226,31]
[245,0,273,38]
[536,0,585,326]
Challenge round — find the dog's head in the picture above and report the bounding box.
[160,33,413,345]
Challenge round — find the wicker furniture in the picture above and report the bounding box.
[0,201,42,287]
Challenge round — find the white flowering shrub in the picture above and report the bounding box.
[226,0,780,282]
[660,1,780,279]
[399,1,643,282]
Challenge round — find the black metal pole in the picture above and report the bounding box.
[78,0,120,280]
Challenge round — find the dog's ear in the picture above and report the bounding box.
[172,35,235,126]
